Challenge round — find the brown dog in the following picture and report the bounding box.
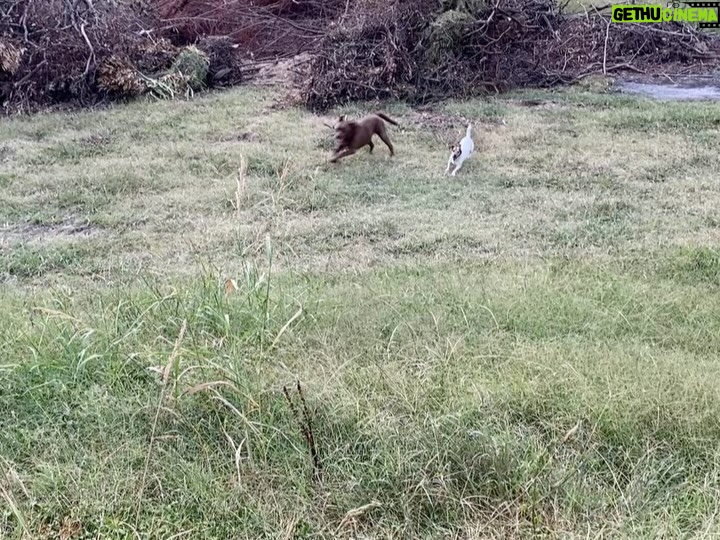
[329,112,399,163]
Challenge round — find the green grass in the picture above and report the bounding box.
[2,82,720,538]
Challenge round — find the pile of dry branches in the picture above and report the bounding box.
[0,0,246,113]
[2,0,718,114]
[303,0,432,110]
[557,7,718,78]
[0,0,156,112]
[303,0,720,110]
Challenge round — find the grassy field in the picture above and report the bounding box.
[1,81,720,539]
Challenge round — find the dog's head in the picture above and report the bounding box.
[334,115,356,142]
[324,115,350,132]
[449,143,461,161]
[335,115,353,130]
[331,114,349,130]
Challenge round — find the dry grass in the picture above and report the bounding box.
[1,84,718,280]
[1,82,720,538]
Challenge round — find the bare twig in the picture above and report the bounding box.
[79,22,95,78]
[602,16,610,75]
[20,0,30,43]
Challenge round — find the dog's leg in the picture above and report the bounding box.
[377,129,394,156]
[450,156,465,176]
[368,140,374,153]
[445,155,454,175]
[329,147,357,163]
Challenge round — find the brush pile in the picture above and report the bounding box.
[2,0,719,114]
[0,0,151,112]
[558,7,716,74]
[197,36,241,87]
[304,0,720,110]
[0,0,244,114]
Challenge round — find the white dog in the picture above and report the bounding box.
[445,123,474,176]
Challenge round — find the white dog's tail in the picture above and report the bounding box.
[466,123,473,137]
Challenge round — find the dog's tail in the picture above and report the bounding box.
[375,112,399,126]
[466,123,473,137]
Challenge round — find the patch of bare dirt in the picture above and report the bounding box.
[0,218,104,247]
[237,131,262,142]
[403,110,471,132]
[248,53,313,88]
[79,132,114,147]
[216,130,262,143]
[243,53,313,109]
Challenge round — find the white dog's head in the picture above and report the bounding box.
[448,143,461,161]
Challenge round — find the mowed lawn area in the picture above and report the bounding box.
[1,83,720,539]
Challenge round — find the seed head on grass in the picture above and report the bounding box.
[135,319,187,525]
[283,381,321,482]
